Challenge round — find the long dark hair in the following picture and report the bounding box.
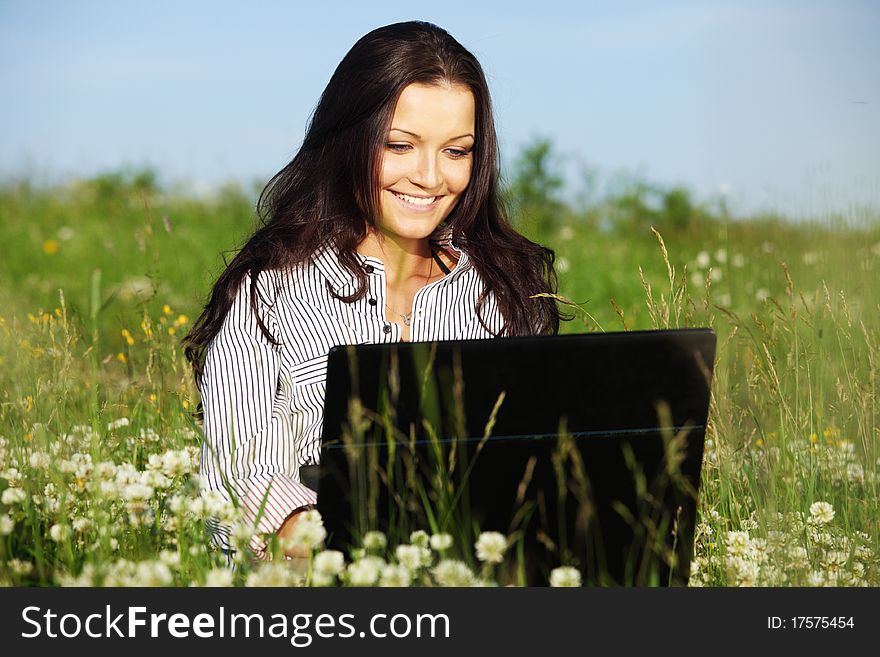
[184,21,564,381]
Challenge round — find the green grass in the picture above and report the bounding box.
[0,171,878,586]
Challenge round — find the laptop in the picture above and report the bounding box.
[314,328,716,586]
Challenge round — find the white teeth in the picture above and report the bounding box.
[392,192,436,206]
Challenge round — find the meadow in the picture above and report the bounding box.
[1,146,878,586]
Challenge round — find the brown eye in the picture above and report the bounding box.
[386,143,411,153]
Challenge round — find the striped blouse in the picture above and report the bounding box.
[198,230,505,553]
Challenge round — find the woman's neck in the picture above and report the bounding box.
[356,229,433,287]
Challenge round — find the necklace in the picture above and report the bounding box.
[385,248,435,327]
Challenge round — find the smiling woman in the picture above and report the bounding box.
[182,21,565,561]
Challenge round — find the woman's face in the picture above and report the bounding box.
[376,82,475,243]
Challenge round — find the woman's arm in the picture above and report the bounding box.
[199,271,317,557]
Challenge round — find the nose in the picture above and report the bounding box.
[408,151,442,190]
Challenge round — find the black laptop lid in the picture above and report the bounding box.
[316,328,716,585]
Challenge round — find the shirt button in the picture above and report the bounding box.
[383,324,392,334]
[368,298,377,306]
[364,264,374,274]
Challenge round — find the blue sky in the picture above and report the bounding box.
[0,0,877,218]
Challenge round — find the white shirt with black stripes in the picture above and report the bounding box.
[198,234,504,554]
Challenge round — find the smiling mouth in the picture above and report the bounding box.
[390,191,441,206]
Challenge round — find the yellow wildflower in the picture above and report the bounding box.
[167,327,175,336]
[174,314,189,327]
[162,304,173,315]
[121,329,135,346]
[116,352,127,364]
[42,239,59,255]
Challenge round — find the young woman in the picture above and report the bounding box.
[184,21,564,559]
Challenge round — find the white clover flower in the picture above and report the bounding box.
[122,482,154,512]
[410,530,429,547]
[809,502,835,525]
[432,559,474,587]
[786,546,809,569]
[1,487,26,505]
[714,248,728,264]
[851,561,866,581]
[49,523,71,542]
[806,571,825,587]
[725,531,751,557]
[823,550,847,570]
[8,559,33,576]
[246,562,300,587]
[755,288,769,302]
[855,545,873,562]
[311,571,336,587]
[0,514,14,535]
[167,494,187,514]
[1,468,22,486]
[475,532,508,564]
[347,556,384,586]
[72,517,91,533]
[107,417,130,431]
[159,550,181,568]
[313,550,346,576]
[549,566,582,587]
[362,531,387,551]
[725,554,760,586]
[96,480,117,498]
[556,257,570,274]
[130,561,173,587]
[732,253,745,268]
[695,251,711,269]
[429,533,453,552]
[29,451,51,469]
[380,564,412,587]
[199,490,236,521]
[690,272,705,288]
[395,544,431,571]
[559,225,574,241]
[231,522,255,548]
[142,470,171,490]
[204,568,234,587]
[289,509,327,550]
[93,461,117,479]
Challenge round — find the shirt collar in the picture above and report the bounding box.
[310,226,472,292]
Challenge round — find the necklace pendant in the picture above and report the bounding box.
[403,314,412,326]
